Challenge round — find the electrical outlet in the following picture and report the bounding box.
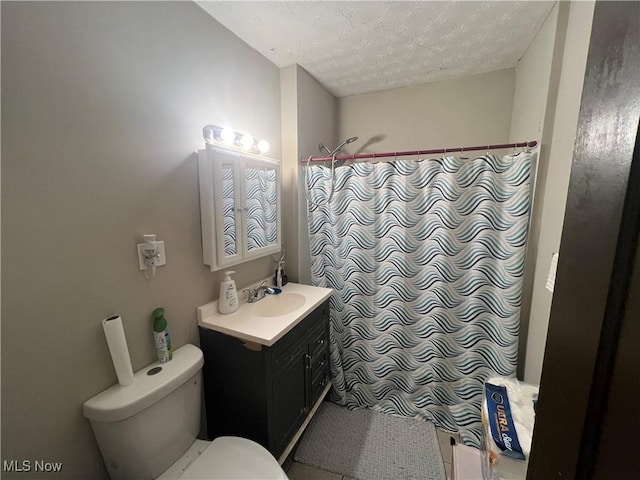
[137,241,167,270]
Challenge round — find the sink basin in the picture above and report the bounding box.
[252,293,306,318]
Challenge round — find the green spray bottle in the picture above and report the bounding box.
[152,307,173,363]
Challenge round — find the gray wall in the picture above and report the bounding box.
[338,69,515,153]
[508,0,596,384]
[508,2,562,380]
[280,66,300,282]
[1,2,281,477]
[523,0,595,384]
[295,67,339,284]
[509,3,559,144]
[280,64,338,284]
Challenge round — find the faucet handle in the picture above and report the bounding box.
[242,288,257,302]
[242,282,273,303]
[258,281,276,295]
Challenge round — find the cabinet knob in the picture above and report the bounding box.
[319,361,325,367]
[319,339,325,345]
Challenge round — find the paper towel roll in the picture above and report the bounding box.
[102,315,134,386]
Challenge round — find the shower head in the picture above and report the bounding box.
[307,136,359,206]
[332,136,359,155]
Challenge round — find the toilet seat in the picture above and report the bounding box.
[180,437,288,480]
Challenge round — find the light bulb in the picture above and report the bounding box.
[203,126,215,144]
[257,140,270,154]
[220,127,235,145]
[240,134,254,150]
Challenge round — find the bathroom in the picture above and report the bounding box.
[2,1,638,479]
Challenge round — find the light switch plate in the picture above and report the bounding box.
[137,241,167,270]
[545,252,559,293]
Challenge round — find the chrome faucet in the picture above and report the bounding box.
[243,281,276,303]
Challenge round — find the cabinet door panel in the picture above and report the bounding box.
[213,152,242,267]
[243,159,281,260]
[272,349,307,457]
[220,163,240,256]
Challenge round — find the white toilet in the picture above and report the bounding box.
[83,344,288,480]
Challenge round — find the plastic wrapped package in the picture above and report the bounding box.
[480,376,539,480]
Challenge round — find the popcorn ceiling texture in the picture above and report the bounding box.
[197,1,555,97]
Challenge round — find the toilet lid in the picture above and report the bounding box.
[180,436,287,480]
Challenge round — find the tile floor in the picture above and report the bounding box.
[286,428,460,480]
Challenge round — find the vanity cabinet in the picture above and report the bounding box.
[198,145,281,271]
[199,300,330,459]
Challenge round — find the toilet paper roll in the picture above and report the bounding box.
[102,315,134,386]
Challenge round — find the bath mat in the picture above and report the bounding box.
[294,402,446,480]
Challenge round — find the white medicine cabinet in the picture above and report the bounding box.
[198,145,281,271]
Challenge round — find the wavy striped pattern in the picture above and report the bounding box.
[307,153,534,447]
[221,166,237,255]
[246,167,278,250]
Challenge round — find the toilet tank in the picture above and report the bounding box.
[83,344,204,480]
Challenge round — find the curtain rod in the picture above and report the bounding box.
[300,140,538,163]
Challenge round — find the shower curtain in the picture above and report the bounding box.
[306,152,534,446]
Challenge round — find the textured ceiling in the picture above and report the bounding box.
[197,1,556,98]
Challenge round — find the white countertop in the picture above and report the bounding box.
[197,282,333,346]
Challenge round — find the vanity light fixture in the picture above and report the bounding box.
[240,134,254,151]
[203,125,270,155]
[257,139,270,154]
[220,127,236,145]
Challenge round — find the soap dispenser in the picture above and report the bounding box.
[218,271,239,314]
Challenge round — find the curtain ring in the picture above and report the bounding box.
[305,155,314,168]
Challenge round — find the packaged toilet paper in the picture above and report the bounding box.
[480,376,539,480]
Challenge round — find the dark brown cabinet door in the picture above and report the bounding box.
[272,345,308,455]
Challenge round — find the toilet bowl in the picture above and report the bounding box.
[83,344,287,480]
[159,437,287,480]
